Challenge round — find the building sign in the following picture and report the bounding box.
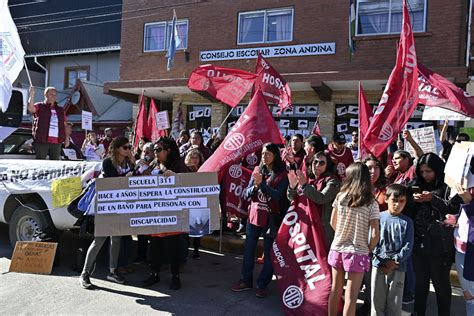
[200,43,336,62]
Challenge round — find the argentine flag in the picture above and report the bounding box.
[166,11,181,71]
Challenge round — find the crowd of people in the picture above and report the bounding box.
[27,86,474,315]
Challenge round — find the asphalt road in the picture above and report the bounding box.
[0,223,467,315]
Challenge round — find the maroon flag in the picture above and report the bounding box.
[133,95,151,149]
[311,116,321,136]
[271,194,332,316]
[418,63,474,118]
[148,99,166,143]
[221,164,252,217]
[364,0,419,158]
[198,89,284,179]
[359,82,372,159]
[187,65,257,108]
[255,54,292,113]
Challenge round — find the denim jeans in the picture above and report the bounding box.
[242,223,274,289]
[455,250,474,316]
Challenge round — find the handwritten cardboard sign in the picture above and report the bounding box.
[51,176,83,207]
[404,126,437,157]
[445,142,474,189]
[94,172,220,237]
[9,241,58,274]
[155,110,170,130]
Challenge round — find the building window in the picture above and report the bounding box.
[356,0,426,36]
[238,8,293,45]
[64,66,89,89]
[144,20,188,52]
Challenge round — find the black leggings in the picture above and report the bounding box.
[413,250,452,316]
[149,235,180,276]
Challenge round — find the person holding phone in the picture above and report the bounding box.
[409,153,462,316]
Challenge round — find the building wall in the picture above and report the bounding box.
[119,0,468,82]
[47,52,120,90]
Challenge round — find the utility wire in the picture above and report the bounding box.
[13,3,122,21]
[16,1,200,30]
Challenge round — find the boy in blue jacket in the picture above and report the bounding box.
[371,184,414,315]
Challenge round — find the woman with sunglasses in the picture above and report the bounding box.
[79,136,135,289]
[287,151,340,247]
[144,137,188,290]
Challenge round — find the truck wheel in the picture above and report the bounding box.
[8,204,55,247]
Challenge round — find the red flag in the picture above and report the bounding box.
[148,99,167,143]
[198,89,284,179]
[187,65,257,108]
[271,194,332,316]
[364,0,419,158]
[418,63,474,118]
[359,82,372,159]
[221,164,252,217]
[255,54,292,113]
[133,95,151,149]
[311,116,321,136]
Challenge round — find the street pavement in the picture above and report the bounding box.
[0,223,467,315]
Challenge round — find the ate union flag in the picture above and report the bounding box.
[255,54,292,113]
[271,194,332,316]
[198,89,284,179]
[187,64,257,108]
[220,164,252,217]
[358,82,373,159]
[364,0,419,158]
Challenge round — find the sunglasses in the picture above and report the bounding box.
[154,147,164,153]
[121,145,132,150]
[313,160,327,166]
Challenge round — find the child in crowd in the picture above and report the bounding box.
[328,162,380,316]
[371,184,414,316]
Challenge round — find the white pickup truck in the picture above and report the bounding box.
[0,128,102,246]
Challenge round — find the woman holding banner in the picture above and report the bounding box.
[79,136,135,289]
[231,143,289,298]
[287,151,340,247]
[144,137,188,290]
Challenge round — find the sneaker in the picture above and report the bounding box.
[107,271,125,284]
[256,256,264,264]
[231,280,252,292]
[255,288,267,298]
[79,272,92,289]
[170,275,181,290]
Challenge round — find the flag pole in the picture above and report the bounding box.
[132,89,146,147]
[218,107,234,134]
[23,58,33,87]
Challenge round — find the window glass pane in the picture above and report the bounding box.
[267,11,292,42]
[239,13,264,43]
[68,71,77,88]
[357,0,390,34]
[78,70,88,81]
[144,24,166,51]
[389,0,425,33]
[166,22,188,49]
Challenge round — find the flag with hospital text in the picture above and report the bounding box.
[271,194,332,316]
[255,53,292,113]
[198,89,284,180]
[364,0,419,158]
[418,63,474,118]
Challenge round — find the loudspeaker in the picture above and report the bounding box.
[0,90,24,127]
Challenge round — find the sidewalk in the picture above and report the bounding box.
[201,232,462,288]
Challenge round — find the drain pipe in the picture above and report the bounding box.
[33,56,48,87]
[467,0,473,67]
